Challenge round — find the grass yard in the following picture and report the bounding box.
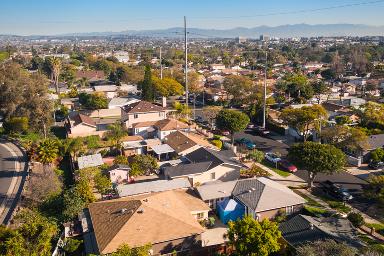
[303,205,330,217]
[316,194,352,213]
[366,222,384,236]
[261,160,291,177]
[293,190,323,207]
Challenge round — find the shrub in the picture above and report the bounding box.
[114,155,128,165]
[211,139,223,149]
[347,212,365,227]
[247,150,265,163]
[63,238,82,253]
[370,148,384,162]
[3,116,29,134]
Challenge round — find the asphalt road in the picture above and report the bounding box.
[0,140,27,225]
[234,130,290,156]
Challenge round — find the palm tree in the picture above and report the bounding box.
[36,139,60,169]
[48,57,62,94]
[107,122,126,155]
[63,137,85,161]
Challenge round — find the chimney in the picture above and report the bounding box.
[162,96,167,108]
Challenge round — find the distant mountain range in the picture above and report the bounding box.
[56,24,384,38]
[2,24,384,38]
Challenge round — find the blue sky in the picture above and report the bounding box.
[1,0,384,35]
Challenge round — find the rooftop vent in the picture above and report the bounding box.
[137,209,144,214]
[310,223,314,230]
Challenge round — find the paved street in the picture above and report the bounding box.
[0,139,27,225]
[235,130,290,156]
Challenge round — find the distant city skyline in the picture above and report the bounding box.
[1,0,384,35]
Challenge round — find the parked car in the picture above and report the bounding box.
[368,160,384,170]
[265,152,281,163]
[253,126,270,136]
[235,138,256,150]
[320,180,353,201]
[278,160,297,172]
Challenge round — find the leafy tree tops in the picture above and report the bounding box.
[227,215,281,256]
[288,142,346,188]
[216,109,250,144]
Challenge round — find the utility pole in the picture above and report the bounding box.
[184,16,188,108]
[262,51,267,129]
[160,47,163,79]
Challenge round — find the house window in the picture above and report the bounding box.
[134,114,138,119]
[286,206,294,215]
[211,172,216,180]
[197,212,204,219]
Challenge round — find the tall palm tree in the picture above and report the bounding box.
[48,57,62,94]
[107,122,126,155]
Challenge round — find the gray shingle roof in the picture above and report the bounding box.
[185,148,242,169]
[164,162,213,178]
[116,178,191,197]
[279,214,363,248]
[367,134,384,150]
[196,180,237,201]
[233,177,306,212]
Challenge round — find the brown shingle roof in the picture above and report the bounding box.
[122,101,165,114]
[131,121,157,128]
[154,119,189,131]
[71,113,96,127]
[75,70,105,80]
[87,190,207,254]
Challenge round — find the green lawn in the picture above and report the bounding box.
[261,160,291,177]
[316,194,352,213]
[366,223,384,236]
[303,205,330,217]
[293,190,323,207]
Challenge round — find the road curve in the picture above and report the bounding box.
[0,139,28,225]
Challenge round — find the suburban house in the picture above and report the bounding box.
[164,147,243,186]
[164,131,213,156]
[108,164,130,184]
[75,70,105,82]
[121,101,168,131]
[121,135,145,156]
[279,214,363,249]
[196,177,306,222]
[65,112,107,138]
[93,85,118,99]
[154,119,190,140]
[64,109,112,138]
[348,133,384,163]
[116,178,191,198]
[82,189,210,255]
[108,97,140,109]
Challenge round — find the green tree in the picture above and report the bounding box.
[347,212,365,227]
[246,150,265,163]
[223,75,254,105]
[3,116,29,134]
[63,238,82,254]
[364,175,384,204]
[107,121,126,155]
[216,109,250,145]
[141,65,154,101]
[280,73,313,102]
[62,187,87,221]
[94,173,112,194]
[370,148,384,162]
[78,92,108,109]
[280,105,328,142]
[335,115,351,125]
[152,76,184,97]
[110,243,152,256]
[114,155,129,165]
[129,155,158,176]
[312,80,329,104]
[36,139,60,166]
[47,57,62,94]
[75,178,96,203]
[227,215,281,256]
[173,101,191,119]
[321,126,368,153]
[288,142,346,188]
[296,239,357,256]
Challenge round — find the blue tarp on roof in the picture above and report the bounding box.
[217,198,245,224]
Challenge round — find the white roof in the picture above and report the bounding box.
[94,85,117,92]
[151,144,175,155]
[77,153,103,169]
[116,178,191,197]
